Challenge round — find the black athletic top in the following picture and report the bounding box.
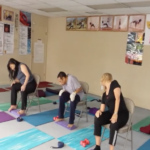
[102,80,128,114]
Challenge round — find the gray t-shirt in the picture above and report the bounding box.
[63,74,85,99]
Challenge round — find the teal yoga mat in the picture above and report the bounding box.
[22,109,70,126]
[0,97,53,111]
[132,116,150,132]
[58,125,109,150]
[0,128,54,150]
[137,139,150,150]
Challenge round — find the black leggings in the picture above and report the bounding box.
[11,79,36,110]
[94,111,129,146]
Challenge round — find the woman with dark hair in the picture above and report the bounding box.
[7,58,36,115]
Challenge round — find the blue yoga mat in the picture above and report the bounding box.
[58,125,109,150]
[87,96,98,102]
[137,139,150,150]
[45,91,57,97]
[0,128,54,150]
[23,109,70,126]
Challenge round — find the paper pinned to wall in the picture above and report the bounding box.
[34,41,44,63]
[19,25,28,55]
[0,23,4,55]
[19,11,31,55]
[144,14,150,45]
[4,24,14,54]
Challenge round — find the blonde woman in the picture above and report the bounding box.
[94,73,129,150]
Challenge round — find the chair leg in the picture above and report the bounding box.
[76,104,84,127]
[131,129,133,150]
[37,98,41,112]
[123,130,130,150]
[26,97,32,113]
[17,97,21,108]
[64,103,69,116]
[101,127,106,141]
[85,102,88,122]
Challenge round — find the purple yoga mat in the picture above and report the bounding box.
[0,112,15,123]
[55,120,76,130]
[10,109,26,118]
[89,107,98,115]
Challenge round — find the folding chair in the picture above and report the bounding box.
[101,97,135,150]
[65,81,89,127]
[18,74,41,113]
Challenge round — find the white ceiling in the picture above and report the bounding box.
[0,0,150,17]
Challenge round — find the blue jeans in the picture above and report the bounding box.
[58,92,80,124]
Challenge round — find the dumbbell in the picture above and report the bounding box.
[53,116,59,121]
[84,139,90,145]
[80,141,86,147]
[80,139,90,147]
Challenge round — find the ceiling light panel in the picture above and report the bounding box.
[132,7,150,13]
[7,0,33,5]
[99,8,138,14]
[43,0,80,7]
[73,0,117,5]
[29,3,54,9]
[57,5,95,12]
[116,0,148,2]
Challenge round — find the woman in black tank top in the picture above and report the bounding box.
[7,58,36,115]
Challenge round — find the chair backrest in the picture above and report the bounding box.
[33,74,40,87]
[124,97,135,114]
[79,81,89,94]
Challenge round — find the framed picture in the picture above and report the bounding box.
[3,10,14,21]
[113,15,128,31]
[129,15,146,32]
[4,24,10,33]
[0,6,1,21]
[76,17,87,30]
[125,32,145,66]
[20,11,31,27]
[100,16,113,31]
[66,17,76,30]
[87,16,99,31]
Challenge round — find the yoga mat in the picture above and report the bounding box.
[137,139,150,150]
[0,128,54,150]
[22,109,70,126]
[58,125,109,150]
[45,91,57,97]
[24,97,53,106]
[132,116,150,132]
[39,81,52,84]
[0,103,11,111]
[56,120,77,130]
[87,96,98,102]
[5,87,11,90]
[0,98,52,111]
[9,109,26,118]
[38,84,53,88]
[0,112,15,123]
[46,87,60,94]
[0,84,10,88]
[0,88,8,92]
[88,107,108,116]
